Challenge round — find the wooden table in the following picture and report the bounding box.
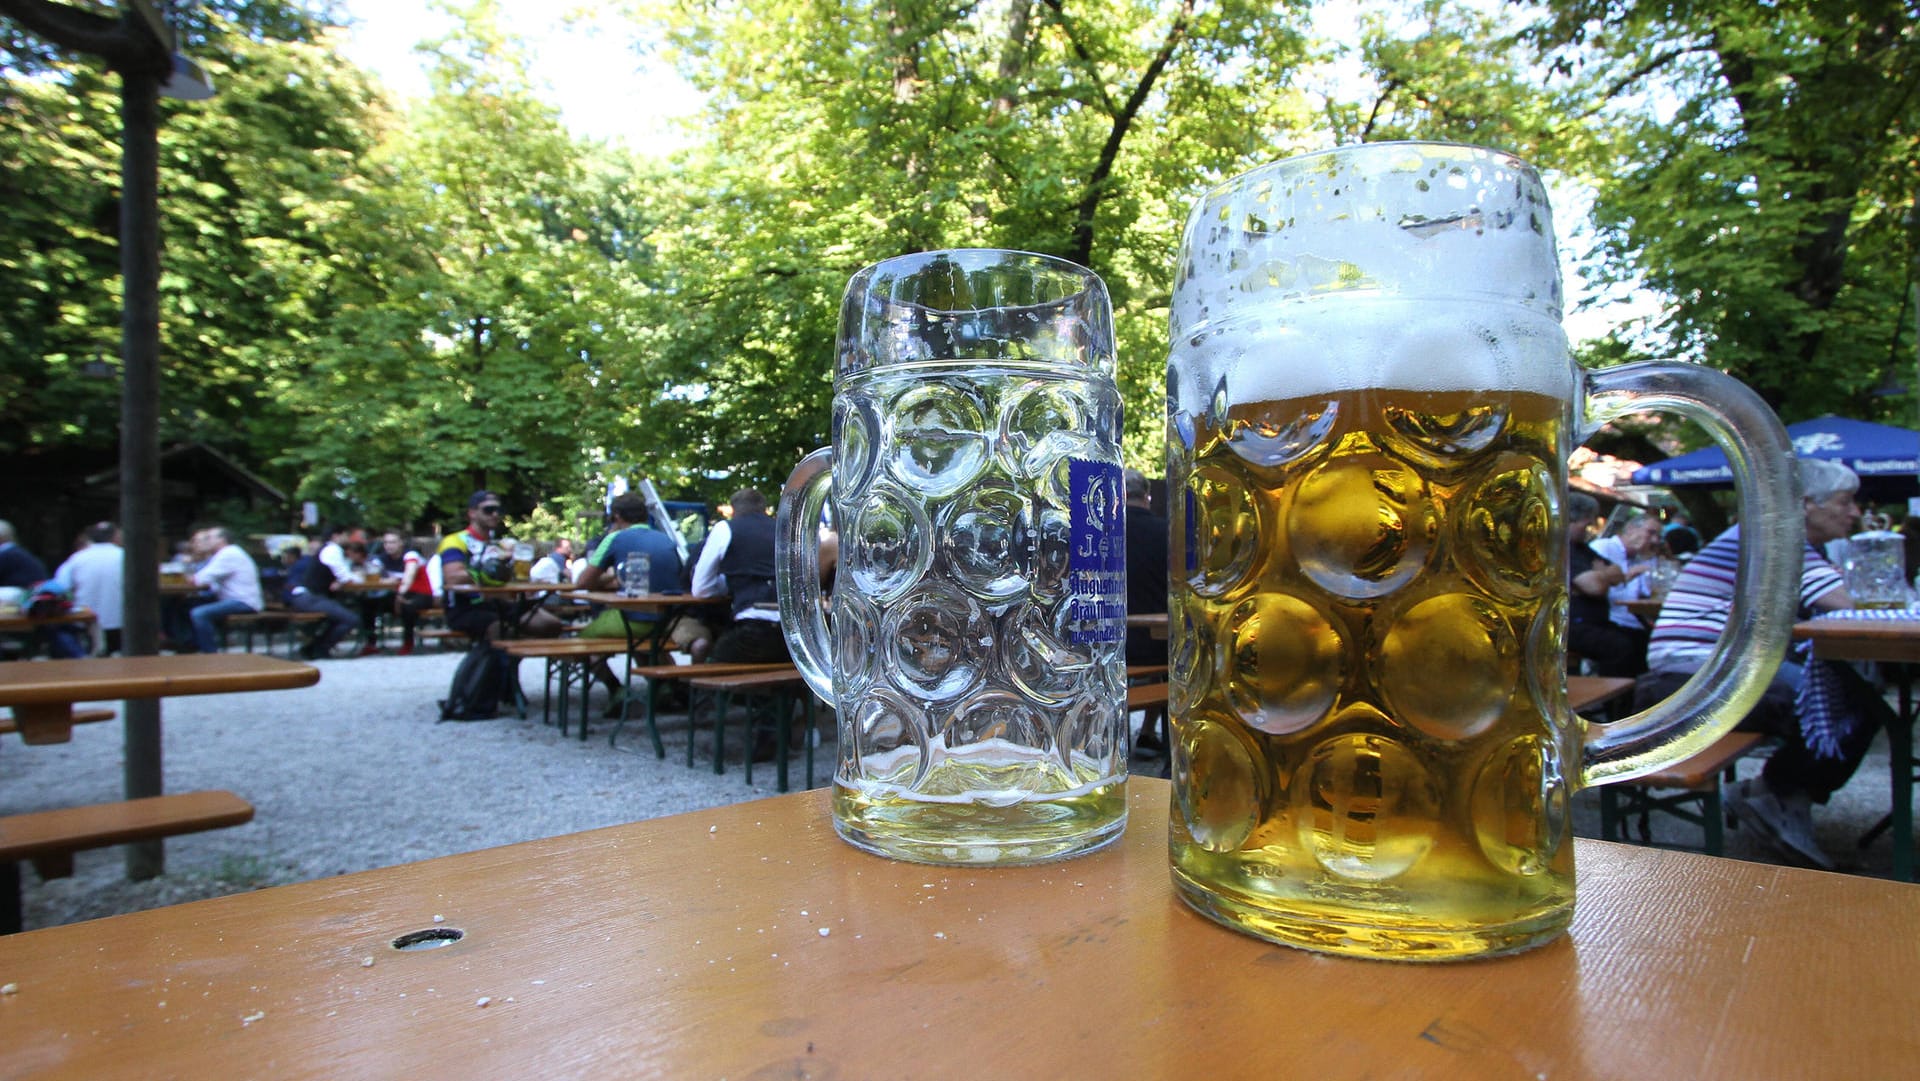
[578,590,729,664]
[1793,614,1920,880]
[0,607,97,636]
[1126,611,1169,638]
[1,778,1912,1079]
[0,655,319,745]
[1624,597,1664,626]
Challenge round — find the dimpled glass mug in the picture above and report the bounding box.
[1165,143,1802,960]
[777,249,1130,865]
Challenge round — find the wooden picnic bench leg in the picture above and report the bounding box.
[1,861,20,935]
[577,659,595,743]
[713,688,735,775]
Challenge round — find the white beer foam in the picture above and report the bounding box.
[1169,145,1571,404]
[1171,305,1573,404]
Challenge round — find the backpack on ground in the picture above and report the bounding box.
[438,642,513,721]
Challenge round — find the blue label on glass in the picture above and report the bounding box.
[1067,458,1126,644]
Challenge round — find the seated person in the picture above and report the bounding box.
[576,494,689,712]
[188,527,265,655]
[437,491,566,644]
[285,540,358,660]
[0,518,87,658]
[1640,459,1885,870]
[1585,511,1660,675]
[1565,493,1642,677]
[690,489,784,665]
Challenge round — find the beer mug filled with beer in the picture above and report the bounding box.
[1165,143,1803,959]
[778,249,1130,865]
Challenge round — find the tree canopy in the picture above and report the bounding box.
[2,0,1915,529]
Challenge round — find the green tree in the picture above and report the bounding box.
[1525,0,1920,422]
[0,1,385,464]
[617,0,1320,486]
[275,1,645,527]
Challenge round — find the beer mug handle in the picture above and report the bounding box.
[776,447,836,704]
[1578,362,1802,786]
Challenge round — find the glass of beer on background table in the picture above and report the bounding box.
[1164,142,1804,960]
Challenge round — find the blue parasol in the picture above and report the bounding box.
[1630,415,1920,487]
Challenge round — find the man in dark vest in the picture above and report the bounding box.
[691,488,786,665]
[285,537,357,659]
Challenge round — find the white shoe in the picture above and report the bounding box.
[1728,779,1834,871]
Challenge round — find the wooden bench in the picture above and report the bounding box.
[1598,731,1769,856]
[687,667,814,792]
[1568,675,1637,721]
[0,790,254,933]
[2,708,114,738]
[225,609,329,658]
[611,662,790,758]
[495,638,631,737]
[417,628,469,650]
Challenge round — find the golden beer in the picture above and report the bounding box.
[1168,387,1577,959]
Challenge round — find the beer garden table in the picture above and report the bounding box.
[1792,614,1920,881]
[0,654,319,745]
[576,590,729,665]
[0,776,1911,1079]
[0,607,97,638]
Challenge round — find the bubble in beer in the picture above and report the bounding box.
[1378,399,1508,471]
[1524,596,1570,730]
[1226,398,1340,472]
[1378,592,1519,741]
[940,482,1029,603]
[888,381,989,497]
[1000,379,1088,477]
[1293,732,1439,881]
[832,592,881,698]
[1184,464,1260,598]
[1224,593,1344,735]
[1001,601,1088,706]
[1169,602,1212,714]
[846,484,932,604]
[1471,735,1569,876]
[832,393,880,498]
[1289,452,1437,601]
[1174,712,1264,853]
[1457,454,1556,601]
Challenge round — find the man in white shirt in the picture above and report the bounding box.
[188,526,264,654]
[55,521,124,655]
[317,524,355,584]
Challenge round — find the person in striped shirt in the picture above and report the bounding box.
[1641,458,1874,869]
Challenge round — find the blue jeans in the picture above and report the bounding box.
[190,599,257,654]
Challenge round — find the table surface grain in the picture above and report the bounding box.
[0,778,1913,1080]
[0,654,319,707]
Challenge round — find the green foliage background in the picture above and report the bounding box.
[2,0,1915,526]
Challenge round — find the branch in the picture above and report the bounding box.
[1360,78,1402,140]
[1036,0,1118,115]
[1065,0,1194,266]
[0,0,167,73]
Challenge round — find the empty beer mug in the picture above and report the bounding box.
[1165,143,1802,959]
[778,249,1130,865]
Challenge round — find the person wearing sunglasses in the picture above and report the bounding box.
[435,491,565,644]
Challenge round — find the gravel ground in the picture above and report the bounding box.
[2,649,824,933]
[3,650,1911,933]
